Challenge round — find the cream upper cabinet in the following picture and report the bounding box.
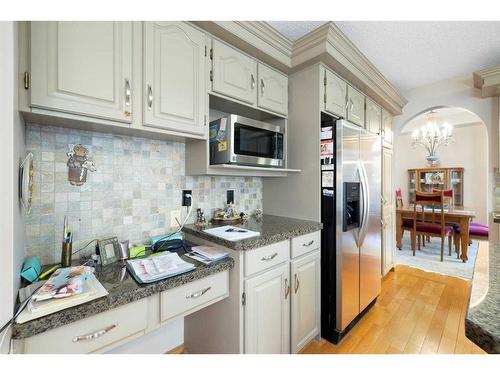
[257,63,288,116]
[30,21,133,123]
[382,146,394,276]
[324,68,347,118]
[382,108,393,146]
[365,98,382,134]
[211,40,257,105]
[291,250,320,353]
[143,22,206,136]
[244,263,290,354]
[346,85,365,127]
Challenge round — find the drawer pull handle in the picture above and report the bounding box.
[261,252,278,261]
[186,286,211,299]
[294,273,300,294]
[72,323,118,342]
[124,78,131,107]
[302,240,314,247]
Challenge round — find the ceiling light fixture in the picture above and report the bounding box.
[411,110,454,167]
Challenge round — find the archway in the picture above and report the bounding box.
[396,106,489,224]
[394,106,489,278]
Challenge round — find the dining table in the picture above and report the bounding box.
[395,205,476,262]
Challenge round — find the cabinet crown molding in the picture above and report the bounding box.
[473,65,500,97]
[193,21,407,115]
[290,22,407,115]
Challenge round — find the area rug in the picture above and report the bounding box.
[395,236,479,279]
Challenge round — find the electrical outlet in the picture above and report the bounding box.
[182,190,192,206]
[170,210,181,227]
[227,190,234,204]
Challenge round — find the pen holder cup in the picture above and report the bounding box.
[61,242,73,267]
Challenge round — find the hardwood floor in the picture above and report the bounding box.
[301,265,486,354]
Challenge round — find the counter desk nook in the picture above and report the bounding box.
[11,215,322,354]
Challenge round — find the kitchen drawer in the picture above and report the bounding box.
[22,299,148,354]
[245,240,290,277]
[160,270,229,322]
[291,231,321,258]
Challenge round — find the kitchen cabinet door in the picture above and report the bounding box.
[257,63,288,115]
[143,22,206,136]
[211,40,257,105]
[382,147,394,276]
[382,108,393,147]
[324,69,347,118]
[382,211,394,276]
[346,85,365,127]
[365,98,382,134]
[291,250,320,353]
[244,263,290,354]
[30,21,133,122]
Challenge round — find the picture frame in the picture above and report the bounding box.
[98,237,120,266]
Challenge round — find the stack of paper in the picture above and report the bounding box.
[185,245,228,265]
[126,252,195,284]
[16,267,108,324]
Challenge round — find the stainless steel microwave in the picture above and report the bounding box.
[209,114,285,168]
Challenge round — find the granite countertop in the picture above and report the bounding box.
[12,252,234,340]
[182,214,323,251]
[465,242,500,353]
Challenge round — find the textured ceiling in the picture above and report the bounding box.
[266,21,327,41]
[267,21,500,93]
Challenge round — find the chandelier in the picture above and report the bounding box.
[411,110,454,166]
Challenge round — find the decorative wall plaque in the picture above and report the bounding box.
[66,144,96,186]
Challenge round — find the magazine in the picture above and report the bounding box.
[31,266,94,302]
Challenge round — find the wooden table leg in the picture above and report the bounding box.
[460,217,470,262]
[396,211,402,250]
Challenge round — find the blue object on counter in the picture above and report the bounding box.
[20,256,41,283]
[151,232,183,248]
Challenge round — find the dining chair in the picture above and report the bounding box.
[413,191,454,261]
[453,222,488,259]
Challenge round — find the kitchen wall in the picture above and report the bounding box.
[396,123,488,224]
[25,124,263,265]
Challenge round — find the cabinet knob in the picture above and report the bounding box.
[260,79,265,94]
[251,74,255,90]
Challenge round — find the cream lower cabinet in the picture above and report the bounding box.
[30,21,133,123]
[382,146,394,276]
[290,249,321,353]
[183,231,321,354]
[143,21,207,136]
[244,263,291,354]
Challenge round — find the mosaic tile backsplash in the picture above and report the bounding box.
[26,124,263,264]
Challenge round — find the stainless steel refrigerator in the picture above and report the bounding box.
[320,114,382,343]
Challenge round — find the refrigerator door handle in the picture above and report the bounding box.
[358,161,370,247]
